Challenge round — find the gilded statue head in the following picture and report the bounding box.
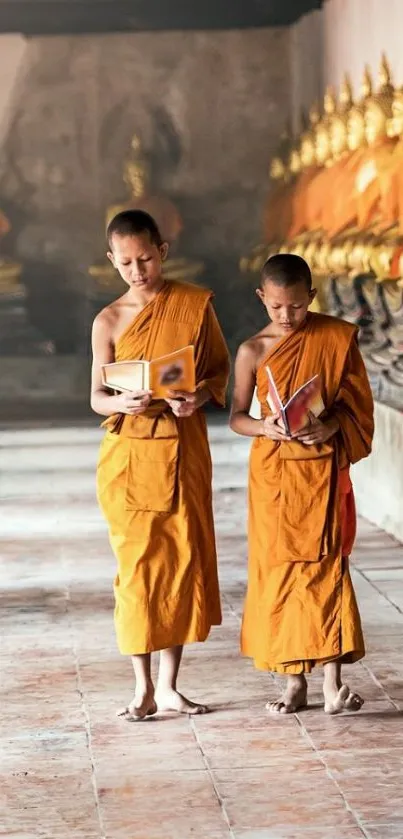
[364,55,394,146]
[387,86,403,138]
[269,122,292,181]
[330,75,353,159]
[347,67,372,151]
[269,156,286,180]
[314,87,336,165]
[123,133,149,198]
[299,103,319,169]
[288,147,302,175]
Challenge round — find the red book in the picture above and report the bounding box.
[266,366,325,436]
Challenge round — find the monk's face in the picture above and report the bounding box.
[107,232,168,292]
[257,279,316,334]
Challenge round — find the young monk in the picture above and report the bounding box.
[230,254,374,715]
[91,209,230,720]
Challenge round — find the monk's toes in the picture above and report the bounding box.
[116,699,157,722]
[324,684,350,715]
[266,701,290,714]
[345,691,364,712]
[188,704,209,715]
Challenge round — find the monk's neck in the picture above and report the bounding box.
[126,277,166,309]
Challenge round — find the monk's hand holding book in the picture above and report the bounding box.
[295,412,340,445]
[114,389,153,416]
[166,386,210,418]
[261,413,292,442]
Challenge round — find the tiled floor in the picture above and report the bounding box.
[1,422,402,839]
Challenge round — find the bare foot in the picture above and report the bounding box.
[324,683,364,715]
[267,678,308,714]
[155,688,209,715]
[117,690,157,722]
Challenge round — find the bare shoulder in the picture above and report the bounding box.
[238,327,272,361]
[92,295,126,333]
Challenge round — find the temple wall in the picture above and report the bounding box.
[0,28,291,362]
[352,402,403,544]
[291,0,403,120]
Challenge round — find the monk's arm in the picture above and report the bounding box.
[90,313,124,416]
[229,343,264,437]
[90,313,151,417]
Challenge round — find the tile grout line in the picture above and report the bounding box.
[189,716,235,839]
[355,566,403,616]
[294,715,371,839]
[359,661,401,713]
[65,587,107,839]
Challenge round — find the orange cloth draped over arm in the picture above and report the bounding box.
[96,280,230,655]
[241,313,374,674]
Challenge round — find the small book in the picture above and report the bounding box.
[102,345,195,400]
[266,365,325,436]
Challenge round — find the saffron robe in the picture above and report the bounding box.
[96,280,230,655]
[241,313,374,674]
[327,147,373,239]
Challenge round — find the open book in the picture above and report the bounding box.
[266,365,325,436]
[102,345,195,400]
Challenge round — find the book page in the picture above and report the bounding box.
[150,346,195,399]
[265,365,285,415]
[285,375,325,435]
[102,361,146,393]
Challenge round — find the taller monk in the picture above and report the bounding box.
[91,210,230,720]
[230,254,374,715]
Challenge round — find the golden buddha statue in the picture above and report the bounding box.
[315,87,337,166]
[330,76,353,161]
[306,80,351,235]
[263,122,294,244]
[355,54,397,230]
[373,86,403,233]
[107,134,183,246]
[328,67,372,239]
[89,134,203,295]
[288,103,322,238]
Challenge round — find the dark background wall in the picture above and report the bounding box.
[0,28,291,360]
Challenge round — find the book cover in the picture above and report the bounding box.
[102,345,195,400]
[265,366,325,436]
[149,346,195,398]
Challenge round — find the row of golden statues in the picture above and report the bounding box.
[241,55,403,399]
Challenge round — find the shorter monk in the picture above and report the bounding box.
[230,254,374,714]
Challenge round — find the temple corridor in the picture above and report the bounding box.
[1,421,403,839]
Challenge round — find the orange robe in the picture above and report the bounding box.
[96,280,230,655]
[288,166,319,238]
[242,313,374,673]
[263,180,295,244]
[355,139,397,230]
[327,147,372,238]
[377,139,403,232]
